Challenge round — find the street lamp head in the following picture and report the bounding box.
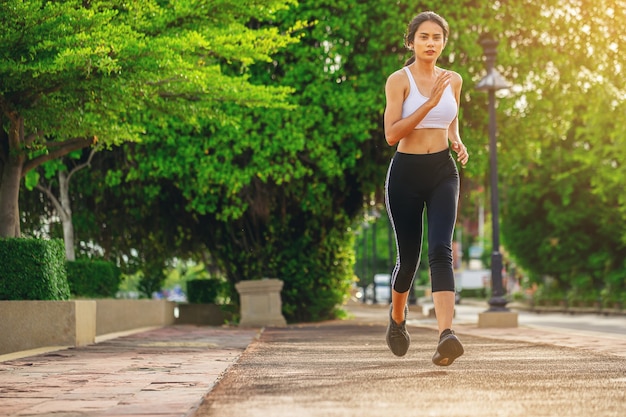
[476,69,511,91]
[479,35,500,59]
[476,34,510,91]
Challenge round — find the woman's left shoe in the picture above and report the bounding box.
[432,329,464,366]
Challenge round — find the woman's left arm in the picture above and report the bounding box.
[448,72,469,166]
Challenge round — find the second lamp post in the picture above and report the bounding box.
[475,35,510,312]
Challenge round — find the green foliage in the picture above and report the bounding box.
[600,268,626,307]
[0,0,299,142]
[460,288,488,299]
[138,260,166,299]
[46,0,399,320]
[13,1,536,319]
[532,281,566,306]
[197,206,355,322]
[353,212,396,287]
[186,279,225,304]
[491,0,626,297]
[501,149,625,287]
[0,238,70,300]
[1,0,301,237]
[565,275,601,306]
[66,259,121,298]
[277,222,355,322]
[14,1,626,319]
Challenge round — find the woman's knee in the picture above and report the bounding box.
[392,264,418,293]
[428,242,452,266]
[429,243,455,292]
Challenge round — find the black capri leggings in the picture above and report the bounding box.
[384,149,459,293]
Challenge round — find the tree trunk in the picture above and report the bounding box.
[0,115,25,238]
[35,149,96,260]
[58,171,76,261]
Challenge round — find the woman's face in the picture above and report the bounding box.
[410,20,446,62]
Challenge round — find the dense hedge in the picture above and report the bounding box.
[0,238,70,300]
[66,259,121,298]
[275,223,355,322]
[186,279,224,304]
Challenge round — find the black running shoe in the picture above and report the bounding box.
[432,329,464,366]
[386,304,410,357]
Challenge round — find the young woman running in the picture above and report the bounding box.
[383,11,469,366]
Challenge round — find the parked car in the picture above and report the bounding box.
[365,274,391,304]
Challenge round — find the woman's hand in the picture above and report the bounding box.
[451,141,469,166]
[428,71,452,106]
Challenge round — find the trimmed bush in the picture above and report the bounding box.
[66,259,121,298]
[460,288,488,299]
[187,279,224,304]
[0,238,70,300]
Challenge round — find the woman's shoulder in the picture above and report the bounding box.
[386,67,410,89]
[387,67,409,80]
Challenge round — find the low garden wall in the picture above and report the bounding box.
[174,303,232,326]
[96,299,176,336]
[0,299,176,356]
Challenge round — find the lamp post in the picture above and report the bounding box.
[475,35,510,312]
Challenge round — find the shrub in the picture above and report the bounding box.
[532,282,566,306]
[0,238,70,300]
[186,278,225,304]
[459,288,488,299]
[277,226,354,322]
[66,259,121,298]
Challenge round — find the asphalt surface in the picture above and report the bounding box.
[1,303,625,417]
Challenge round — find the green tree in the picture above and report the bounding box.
[85,1,497,321]
[28,149,97,260]
[1,0,298,238]
[493,0,626,291]
[19,0,626,316]
[20,1,499,318]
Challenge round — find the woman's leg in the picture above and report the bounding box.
[426,170,464,365]
[432,291,455,334]
[385,156,425,324]
[427,173,459,333]
[384,155,425,356]
[391,289,410,324]
[388,199,424,324]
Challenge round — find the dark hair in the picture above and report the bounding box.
[403,11,449,66]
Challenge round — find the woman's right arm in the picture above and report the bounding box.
[383,70,452,146]
[384,71,423,146]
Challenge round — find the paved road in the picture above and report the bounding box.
[451,302,626,336]
[356,299,626,338]
[194,304,626,417]
[1,302,625,417]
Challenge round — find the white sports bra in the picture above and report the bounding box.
[401,67,458,129]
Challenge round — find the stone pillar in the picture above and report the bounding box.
[235,279,287,327]
[478,311,518,328]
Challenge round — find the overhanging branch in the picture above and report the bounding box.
[66,147,97,183]
[36,182,64,218]
[22,137,95,176]
[25,131,45,146]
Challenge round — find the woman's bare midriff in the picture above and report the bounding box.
[396,128,449,154]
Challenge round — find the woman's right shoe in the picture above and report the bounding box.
[386,304,410,357]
